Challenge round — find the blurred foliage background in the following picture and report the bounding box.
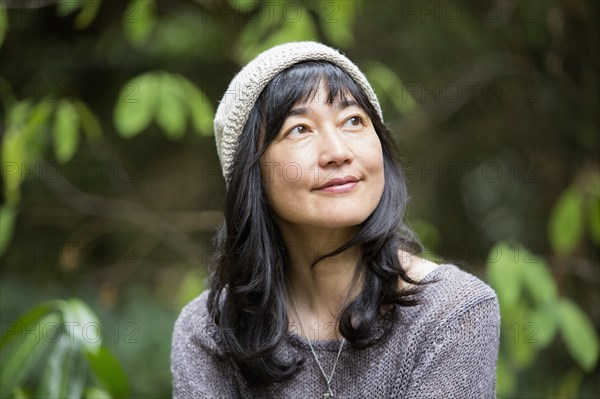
[0,0,598,398]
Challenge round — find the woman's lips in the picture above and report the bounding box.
[316,181,358,193]
[315,176,360,193]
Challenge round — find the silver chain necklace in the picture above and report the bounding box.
[289,294,345,398]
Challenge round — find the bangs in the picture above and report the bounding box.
[256,61,378,149]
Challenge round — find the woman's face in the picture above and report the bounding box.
[259,83,385,235]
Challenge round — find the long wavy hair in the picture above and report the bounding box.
[207,60,424,384]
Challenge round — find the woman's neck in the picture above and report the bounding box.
[279,223,363,340]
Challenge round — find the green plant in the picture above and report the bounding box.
[0,299,128,399]
[487,172,600,397]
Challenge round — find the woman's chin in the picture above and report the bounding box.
[310,215,370,230]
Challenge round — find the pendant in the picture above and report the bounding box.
[323,393,332,398]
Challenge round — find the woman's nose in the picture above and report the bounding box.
[317,126,354,167]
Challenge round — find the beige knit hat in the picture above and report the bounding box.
[213,41,383,182]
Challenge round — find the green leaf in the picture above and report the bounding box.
[262,12,317,56]
[67,354,89,399]
[520,248,557,306]
[1,302,53,348]
[588,198,600,246]
[53,100,80,164]
[11,388,28,399]
[175,270,205,308]
[557,298,599,371]
[486,242,523,309]
[57,0,82,17]
[228,0,259,12]
[156,73,188,140]
[319,1,356,47]
[238,6,317,63]
[23,101,54,155]
[367,62,418,115]
[501,307,537,368]
[495,354,516,397]
[114,72,159,138]
[0,204,17,257]
[37,335,87,399]
[75,0,101,29]
[1,129,26,204]
[75,100,102,140]
[236,2,283,63]
[87,346,128,399]
[123,0,156,47]
[505,329,537,369]
[527,304,558,348]
[0,313,59,397]
[548,188,584,255]
[58,299,102,355]
[7,100,32,128]
[85,386,112,399]
[178,76,214,136]
[409,219,441,249]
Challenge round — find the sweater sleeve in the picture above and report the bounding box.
[171,295,240,399]
[402,297,501,399]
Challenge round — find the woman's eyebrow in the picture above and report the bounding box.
[287,107,309,117]
[337,99,358,109]
[285,99,360,118]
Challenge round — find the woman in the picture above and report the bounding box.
[172,41,500,398]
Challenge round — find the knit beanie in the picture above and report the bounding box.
[213,41,383,182]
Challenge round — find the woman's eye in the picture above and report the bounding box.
[344,115,364,128]
[289,125,309,135]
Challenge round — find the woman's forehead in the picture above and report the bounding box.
[287,98,362,119]
[292,78,358,108]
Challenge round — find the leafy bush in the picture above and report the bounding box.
[487,174,600,397]
[1,299,127,399]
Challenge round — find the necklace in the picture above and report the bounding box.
[289,294,345,398]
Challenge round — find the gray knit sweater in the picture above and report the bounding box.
[171,264,500,398]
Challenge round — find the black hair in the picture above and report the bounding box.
[207,60,425,384]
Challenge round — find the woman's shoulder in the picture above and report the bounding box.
[399,249,495,293]
[423,262,498,307]
[172,290,221,352]
[397,250,498,320]
[397,249,440,286]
